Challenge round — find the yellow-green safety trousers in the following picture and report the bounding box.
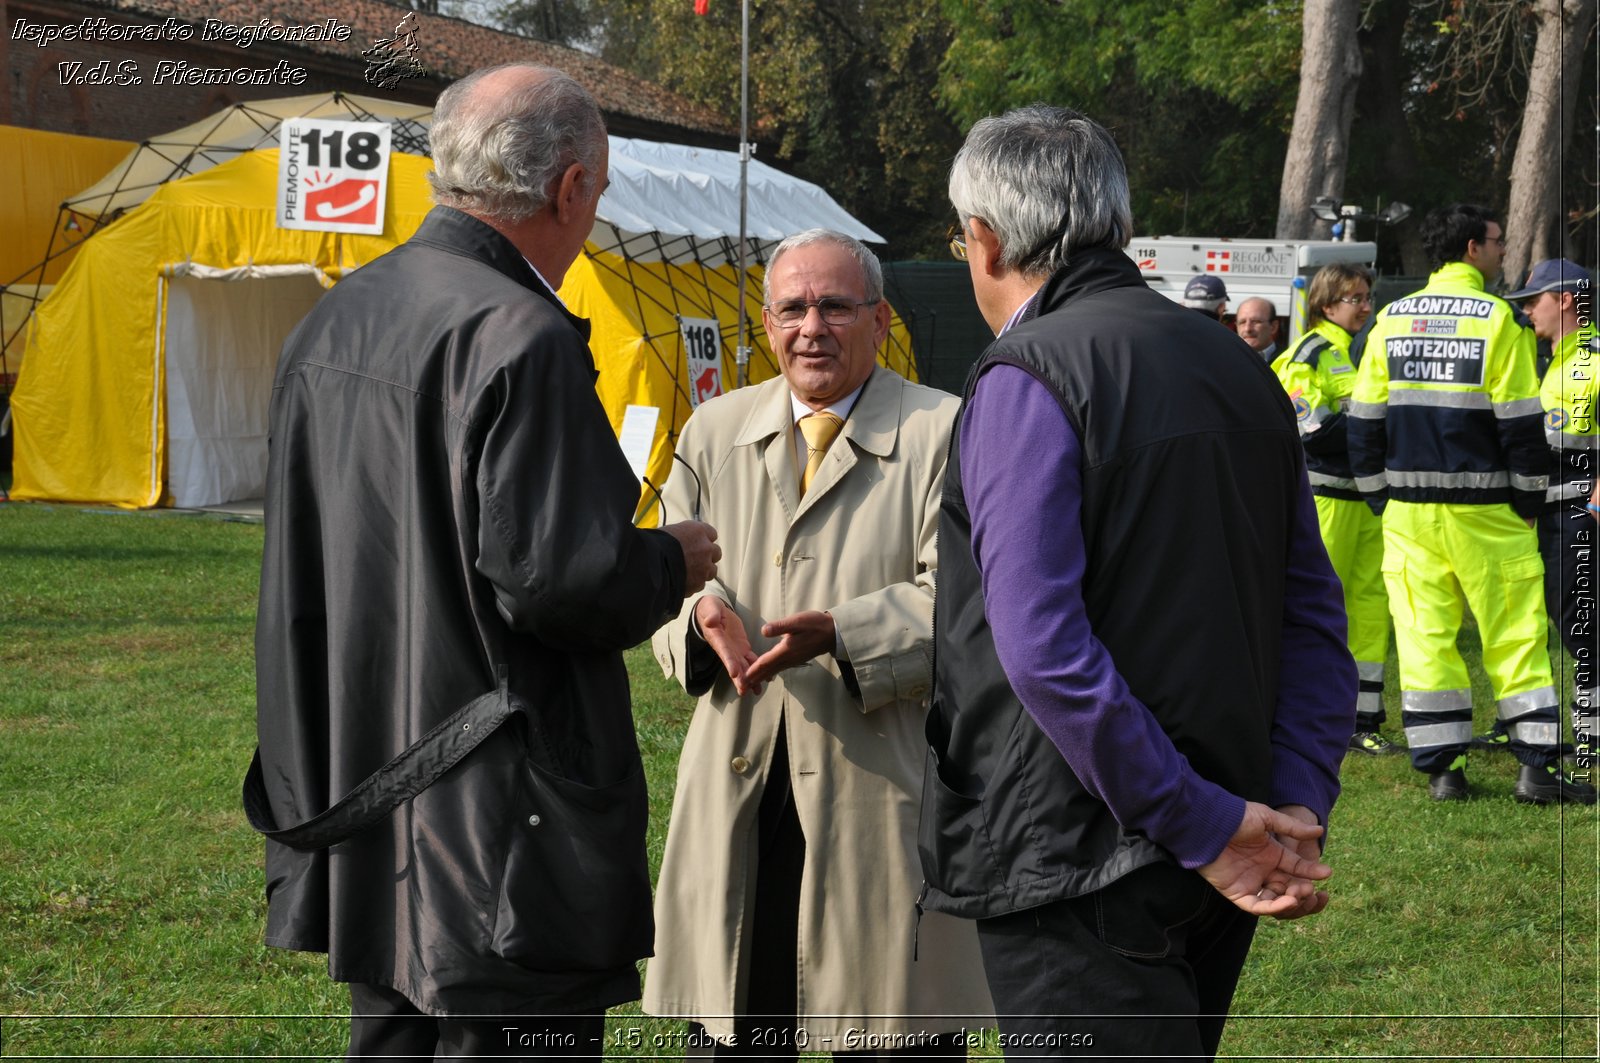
[1382,499,1559,771]
[1315,495,1389,727]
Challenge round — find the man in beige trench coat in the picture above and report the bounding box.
[645,229,991,1060]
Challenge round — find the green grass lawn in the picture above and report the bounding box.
[1,502,1595,1059]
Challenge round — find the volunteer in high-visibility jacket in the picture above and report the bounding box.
[1273,263,1395,757]
[1507,259,1600,772]
[1348,203,1594,804]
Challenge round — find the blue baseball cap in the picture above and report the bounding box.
[1505,258,1592,300]
[1183,274,1228,309]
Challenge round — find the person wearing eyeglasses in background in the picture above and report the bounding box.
[1503,259,1600,773]
[1235,297,1281,361]
[1349,204,1595,804]
[1272,264,1399,759]
[644,229,991,1059]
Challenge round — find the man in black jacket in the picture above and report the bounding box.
[250,64,719,1058]
[921,105,1354,1059]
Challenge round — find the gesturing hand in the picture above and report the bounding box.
[694,596,760,696]
[743,610,837,687]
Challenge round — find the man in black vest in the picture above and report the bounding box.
[919,105,1356,1059]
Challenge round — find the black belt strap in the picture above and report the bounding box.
[242,679,523,852]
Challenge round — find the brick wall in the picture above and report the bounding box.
[2,0,734,146]
[2,0,437,140]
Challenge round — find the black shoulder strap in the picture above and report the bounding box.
[242,678,524,852]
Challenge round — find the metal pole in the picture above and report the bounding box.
[735,0,751,388]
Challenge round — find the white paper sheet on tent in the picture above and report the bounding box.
[163,269,326,508]
[67,93,432,223]
[595,137,884,265]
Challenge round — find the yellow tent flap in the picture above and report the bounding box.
[0,125,133,287]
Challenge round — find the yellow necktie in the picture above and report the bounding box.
[798,412,844,495]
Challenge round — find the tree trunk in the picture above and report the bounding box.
[1277,0,1364,239]
[1504,0,1597,288]
[1357,0,1428,274]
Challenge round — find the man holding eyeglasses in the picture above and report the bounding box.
[1348,204,1592,803]
[645,229,990,1058]
[251,65,721,1058]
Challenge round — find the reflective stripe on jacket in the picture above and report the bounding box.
[1348,262,1547,516]
[1540,330,1600,503]
[1272,318,1361,500]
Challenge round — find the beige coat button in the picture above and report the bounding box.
[773,551,783,566]
[730,756,751,775]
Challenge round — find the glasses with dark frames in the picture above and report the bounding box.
[638,452,704,526]
[763,299,879,328]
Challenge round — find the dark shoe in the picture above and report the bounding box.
[1348,730,1403,756]
[1470,728,1510,752]
[1513,763,1598,805]
[1428,766,1469,801]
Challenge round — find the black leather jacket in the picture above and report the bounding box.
[253,207,685,1014]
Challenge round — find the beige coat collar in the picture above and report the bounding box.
[731,365,901,457]
[731,365,902,523]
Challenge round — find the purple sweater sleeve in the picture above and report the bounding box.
[962,365,1245,868]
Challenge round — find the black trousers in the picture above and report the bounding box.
[975,862,1257,1061]
[348,982,605,1061]
[1541,505,1597,762]
[1541,505,1597,667]
[686,724,965,1063]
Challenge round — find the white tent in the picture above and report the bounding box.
[599,137,881,264]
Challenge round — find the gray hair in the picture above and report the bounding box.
[762,229,884,304]
[428,63,606,223]
[948,104,1133,278]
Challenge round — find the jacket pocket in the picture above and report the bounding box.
[917,744,1005,900]
[490,759,654,973]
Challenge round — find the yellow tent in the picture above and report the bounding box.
[12,139,916,510]
[10,149,436,508]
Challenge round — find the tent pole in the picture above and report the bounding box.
[735,0,751,389]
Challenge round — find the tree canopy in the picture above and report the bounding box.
[484,0,1597,272]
